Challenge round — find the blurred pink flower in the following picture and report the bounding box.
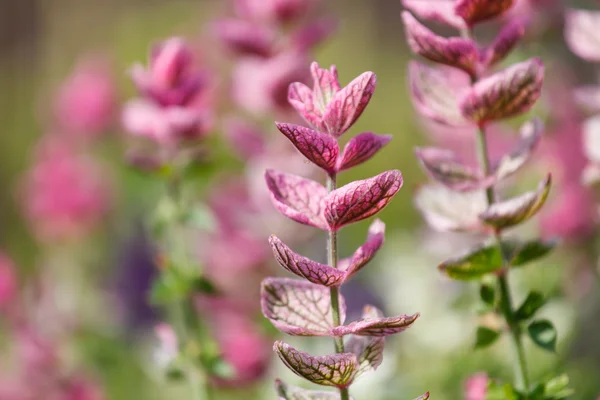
[465,373,488,400]
[0,253,17,311]
[62,379,105,400]
[223,118,267,161]
[54,56,116,139]
[22,138,111,242]
[212,18,276,58]
[234,0,315,24]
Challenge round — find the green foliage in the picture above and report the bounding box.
[515,291,546,321]
[475,326,501,349]
[527,320,557,353]
[439,244,503,280]
[480,284,496,306]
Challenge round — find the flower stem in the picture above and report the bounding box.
[326,174,350,400]
[476,126,530,394]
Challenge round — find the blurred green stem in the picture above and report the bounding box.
[326,174,350,400]
[166,176,213,400]
[476,127,530,394]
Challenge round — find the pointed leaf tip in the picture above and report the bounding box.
[337,132,392,172]
[275,379,354,399]
[332,305,419,337]
[455,0,515,26]
[402,0,466,30]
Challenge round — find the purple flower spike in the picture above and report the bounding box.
[345,335,384,377]
[408,61,470,126]
[454,0,515,26]
[479,174,552,231]
[332,305,419,337]
[482,19,527,68]
[402,11,479,77]
[338,219,386,280]
[414,147,486,191]
[336,133,392,172]
[402,0,466,30]
[324,170,403,231]
[261,277,346,336]
[460,58,544,124]
[289,62,376,136]
[565,9,600,62]
[269,236,346,287]
[265,170,329,230]
[275,379,354,399]
[276,122,340,175]
[274,341,359,388]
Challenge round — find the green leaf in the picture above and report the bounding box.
[480,284,496,305]
[183,205,216,231]
[527,320,557,352]
[510,238,558,268]
[543,374,574,399]
[515,291,546,321]
[191,276,219,295]
[150,270,193,305]
[475,326,501,349]
[486,382,521,400]
[439,243,503,280]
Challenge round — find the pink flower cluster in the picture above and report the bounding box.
[260,62,427,399]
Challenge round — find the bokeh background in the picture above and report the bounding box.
[2,0,600,399]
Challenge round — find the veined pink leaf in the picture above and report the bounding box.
[310,62,341,114]
[414,393,431,400]
[454,0,515,26]
[402,0,466,30]
[333,305,419,337]
[289,82,325,130]
[565,9,600,62]
[273,341,359,388]
[323,71,377,137]
[460,58,544,124]
[482,19,526,67]
[408,61,470,126]
[265,170,329,230]
[337,132,392,172]
[338,219,386,280]
[345,335,385,378]
[269,236,346,287]
[402,11,479,76]
[211,18,275,57]
[275,379,353,399]
[414,147,486,191]
[414,184,488,232]
[492,118,543,180]
[479,174,552,230]
[324,170,403,231]
[275,122,339,174]
[261,277,346,336]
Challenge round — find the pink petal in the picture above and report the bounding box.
[337,132,392,172]
[275,379,353,399]
[460,58,544,124]
[212,19,276,57]
[289,82,325,129]
[408,61,470,126]
[479,174,552,230]
[565,9,600,62]
[265,170,329,230]
[310,62,341,114]
[261,277,346,336]
[402,0,466,30]
[402,11,479,77]
[338,219,386,280]
[323,71,377,137]
[482,19,526,68]
[324,170,403,231]
[454,0,515,26]
[333,305,419,337]
[275,122,339,174]
[269,236,346,287]
[273,341,359,388]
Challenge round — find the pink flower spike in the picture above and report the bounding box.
[275,122,340,175]
[275,379,353,399]
[261,277,346,336]
[273,341,359,388]
[337,132,392,172]
[402,0,467,30]
[291,18,338,52]
[338,219,386,280]
[269,236,346,287]
[408,61,470,126]
[482,19,527,68]
[265,170,329,230]
[565,9,600,62]
[324,170,403,231]
[402,11,479,77]
[460,58,544,124]
[332,305,419,337]
[454,0,515,26]
[212,19,276,58]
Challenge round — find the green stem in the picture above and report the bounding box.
[476,126,530,394]
[326,174,350,400]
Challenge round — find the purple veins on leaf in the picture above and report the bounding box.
[345,335,384,377]
[565,9,600,62]
[402,0,467,30]
[270,219,385,287]
[459,58,545,124]
[402,11,479,77]
[288,62,376,137]
[275,379,354,399]
[479,174,552,231]
[332,305,419,337]
[454,0,515,26]
[273,341,359,388]
[337,132,392,172]
[261,277,346,336]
